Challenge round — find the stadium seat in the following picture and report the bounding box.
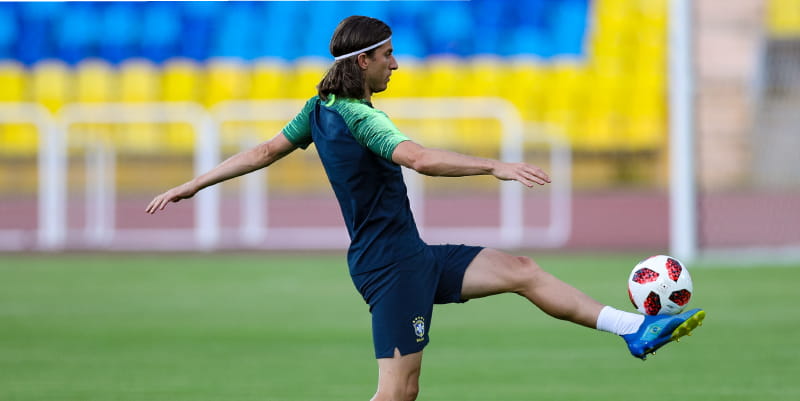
[384,57,423,98]
[466,56,503,97]
[54,2,98,65]
[0,61,38,157]
[141,2,180,63]
[179,2,219,61]
[16,2,62,65]
[425,2,473,55]
[626,73,666,151]
[117,58,163,153]
[162,58,202,154]
[162,57,201,102]
[119,58,160,103]
[99,2,138,64]
[544,63,583,132]
[423,57,467,97]
[0,4,17,60]
[0,60,25,102]
[287,59,326,100]
[503,60,547,123]
[204,58,251,106]
[251,58,291,99]
[75,59,115,102]
[30,59,71,112]
[768,0,800,36]
[256,3,304,60]
[210,2,258,60]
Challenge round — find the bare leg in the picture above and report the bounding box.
[461,248,604,328]
[370,348,423,401]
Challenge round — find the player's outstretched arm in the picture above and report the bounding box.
[391,140,551,187]
[145,132,298,214]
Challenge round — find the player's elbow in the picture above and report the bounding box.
[393,141,440,176]
[408,152,439,176]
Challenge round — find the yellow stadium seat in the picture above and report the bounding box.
[30,59,71,113]
[117,59,164,153]
[544,63,583,128]
[424,57,467,97]
[163,57,200,102]
[625,79,666,151]
[0,60,25,102]
[204,58,251,106]
[573,70,623,151]
[504,59,548,122]
[384,56,423,98]
[287,58,326,100]
[70,60,117,154]
[0,123,39,157]
[119,58,160,103]
[0,61,36,156]
[466,56,503,97]
[767,0,800,37]
[160,58,202,155]
[251,58,291,99]
[75,59,116,102]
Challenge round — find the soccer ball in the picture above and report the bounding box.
[627,255,693,316]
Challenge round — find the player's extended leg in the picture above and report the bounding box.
[459,248,705,359]
[371,348,423,401]
[460,248,604,328]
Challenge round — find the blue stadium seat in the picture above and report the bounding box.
[472,1,508,55]
[141,3,180,63]
[300,2,347,59]
[0,4,17,60]
[16,2,63,65]
[99,2,139,64]
[180,2,220,61]
[55,2,99,65]
[551,0,590,58]
[424,2,473,55]
[256,2,304,60]
[211,1,257,60]
[386,6,426,58]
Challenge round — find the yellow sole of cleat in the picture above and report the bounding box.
[671,310,706,341]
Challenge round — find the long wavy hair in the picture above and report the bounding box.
[317,16,392,101]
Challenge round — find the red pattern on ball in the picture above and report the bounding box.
[666,258,682,282]
[669,289,692,306]
[644,292,661,315]
[632,268,659,284]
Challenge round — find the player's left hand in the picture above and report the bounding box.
[492,162,551,187]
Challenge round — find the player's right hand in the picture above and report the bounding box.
[145,182,199,214]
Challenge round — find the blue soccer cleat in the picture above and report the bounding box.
[622,308,705,360]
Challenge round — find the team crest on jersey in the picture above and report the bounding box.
[412,316,425,341]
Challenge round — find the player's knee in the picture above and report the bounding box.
[509,255,544,292]
[406,381,420,401]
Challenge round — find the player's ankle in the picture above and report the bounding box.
[596,306,644,336]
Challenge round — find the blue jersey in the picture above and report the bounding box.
[282,95,427,275]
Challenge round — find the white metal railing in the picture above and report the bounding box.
[0,103,57,250]
[0,99,572,251]
[56,102,219,249]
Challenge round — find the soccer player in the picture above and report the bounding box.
[146,16,705,401]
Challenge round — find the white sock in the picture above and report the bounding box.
[595,306,645,336]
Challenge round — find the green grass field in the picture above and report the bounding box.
[1,252,798,401]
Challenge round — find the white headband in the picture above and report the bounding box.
[333,36,392,61]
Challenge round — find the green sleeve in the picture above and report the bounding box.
[281,96,318,149]
[340,103,411,161]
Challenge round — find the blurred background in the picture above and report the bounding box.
[0,0,798,261]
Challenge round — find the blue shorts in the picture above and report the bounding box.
[350,244,484,359]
